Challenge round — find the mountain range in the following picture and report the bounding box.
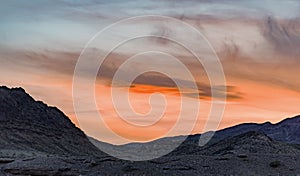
[0,86,299,175]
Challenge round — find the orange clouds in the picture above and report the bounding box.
[1,15,300,145]
[129,84,180,95]
[93,84,183,142]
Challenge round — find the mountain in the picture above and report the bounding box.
[198,131,300,156]
[214,115,300,144]
[182,114,300,147]
[262,116,300,144]
[0,86,103,157]
[0,86,300,175]
[113,115,300,157]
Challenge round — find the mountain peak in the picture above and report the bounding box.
[278,115,300,124]
[0,86,26,93]
[0,86,102,157]
[238,130,272,140]
[200,131,300,156]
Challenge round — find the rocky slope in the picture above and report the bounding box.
[176,114,300,149]
[213,115,300,144]
[198,131,300,156]
[0,86,103,157]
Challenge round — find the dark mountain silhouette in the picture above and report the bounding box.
[0,86,300,175]
[198,131,300,156]
[0,86,103,157]
[182,114,300,147]
[116,115,300,157]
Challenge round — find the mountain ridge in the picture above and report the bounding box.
[0,86,300,175]
[0,86,103,157]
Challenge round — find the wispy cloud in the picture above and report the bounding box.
[262,17,300,58]
[1,0,300,143]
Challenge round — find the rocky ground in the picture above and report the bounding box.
[0,153,300,175]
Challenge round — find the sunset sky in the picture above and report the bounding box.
[1,0,300,144]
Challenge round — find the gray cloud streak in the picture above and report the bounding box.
[262,17,300,58]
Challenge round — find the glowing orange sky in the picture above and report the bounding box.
[1,1,300,144]
[1,66,299,144]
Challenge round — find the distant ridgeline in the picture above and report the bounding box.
[0,86,299,158]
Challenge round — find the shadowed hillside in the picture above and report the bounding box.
[0,86,103,157]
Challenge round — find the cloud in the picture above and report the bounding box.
[262,17,300,58]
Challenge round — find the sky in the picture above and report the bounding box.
[1,0,300,144]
